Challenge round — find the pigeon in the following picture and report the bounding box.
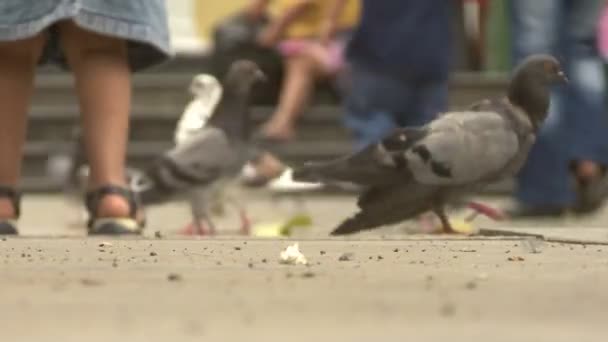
[139,60,267,235]
[174,73,224,146]
[293,54,568,235]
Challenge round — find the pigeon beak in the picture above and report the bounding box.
[255,69,267,82]
[557,70,569,83]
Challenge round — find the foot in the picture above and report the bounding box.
[503,203,567,219]
[260,120,296,142]
[86,186,144,235]
[0,188,20,235]
[467,201,507,221]
[240,153,286,187]
[572,160,608,214]
[178,221,213,236]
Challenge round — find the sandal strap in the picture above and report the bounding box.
[0,186,21,218]
[85,185,139,224]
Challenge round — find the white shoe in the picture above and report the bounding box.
[267,168,324,192]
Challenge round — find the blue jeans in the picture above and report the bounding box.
[510,0,608,206]
[343,65,448,151]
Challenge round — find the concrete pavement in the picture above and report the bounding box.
[1,193,608,341]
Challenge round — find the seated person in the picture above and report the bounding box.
[242,0,359,186]
[248,0,360,141]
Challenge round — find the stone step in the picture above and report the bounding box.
[30,71,509,108]
[22,70,510,192]
[27,105,352,142]
[22,139,353,177]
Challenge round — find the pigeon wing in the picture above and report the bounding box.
[401,110,522,186]
[155,128,236,190]
[292,127,429,187]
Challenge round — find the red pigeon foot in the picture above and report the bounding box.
[467,201,507,221]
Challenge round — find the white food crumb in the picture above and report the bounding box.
[279,243,308,265]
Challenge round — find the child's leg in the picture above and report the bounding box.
[0,34,47,219]
[58,21,131,218]
[262,54,319,141]
[263,40,344,140]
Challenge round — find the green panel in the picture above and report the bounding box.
[484,0,511,72]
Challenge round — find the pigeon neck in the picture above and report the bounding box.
[507,74,550,130]
[208,85,253,141]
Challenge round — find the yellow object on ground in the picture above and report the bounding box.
[448,219,478,235]
[252,213,313,237]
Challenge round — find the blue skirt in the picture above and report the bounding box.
[0,0,172,71]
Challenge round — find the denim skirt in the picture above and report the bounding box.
[0,0,172,71]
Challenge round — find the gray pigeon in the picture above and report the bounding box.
[139,60,266,234]
[293,54,568,235]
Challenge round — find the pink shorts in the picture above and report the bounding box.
[278,38,347,74]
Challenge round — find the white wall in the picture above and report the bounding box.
[166,0,209,55]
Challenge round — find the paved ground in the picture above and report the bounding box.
[2,193,608,341]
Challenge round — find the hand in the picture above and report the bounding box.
[257,28,280,47]
[319,20,336,46]
[245,0,268,21]
[245,7,264,21]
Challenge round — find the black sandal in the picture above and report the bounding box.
[569,161,608,215]
[85,185,145,235]
[0,186,20,235]
[573,172,608,215]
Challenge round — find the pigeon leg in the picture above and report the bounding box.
[467,201,507,221]
[223,192,250,235]
[433,206,456,234]
[188,188,216,236]
[239,208,251,235]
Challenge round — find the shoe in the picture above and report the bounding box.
[267,168,324,192]
[0,186,20,235]
[503,203,567,219]
[85,185,145,235]
[572,172,608,215]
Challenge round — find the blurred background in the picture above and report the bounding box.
[33,0,608,223]
[33,0,510,191]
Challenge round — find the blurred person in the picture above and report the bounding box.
[248,0,360,142]
[343,0,451,150]
[238,0,359,187]
[506,0,608,217]
[0,0,171,235]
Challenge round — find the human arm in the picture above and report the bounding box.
[257,0,314,47]
[246,0,271,20]
[319,0,349,45]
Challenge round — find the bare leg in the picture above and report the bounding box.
[0,34,47,219]
[262,54,319,141]
[59,21,132,219]
[433,206,456,234]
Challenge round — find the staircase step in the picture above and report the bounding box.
[22,68,511,192]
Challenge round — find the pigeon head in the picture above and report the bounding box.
[507,54,568,128]
[223,60,266,95]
